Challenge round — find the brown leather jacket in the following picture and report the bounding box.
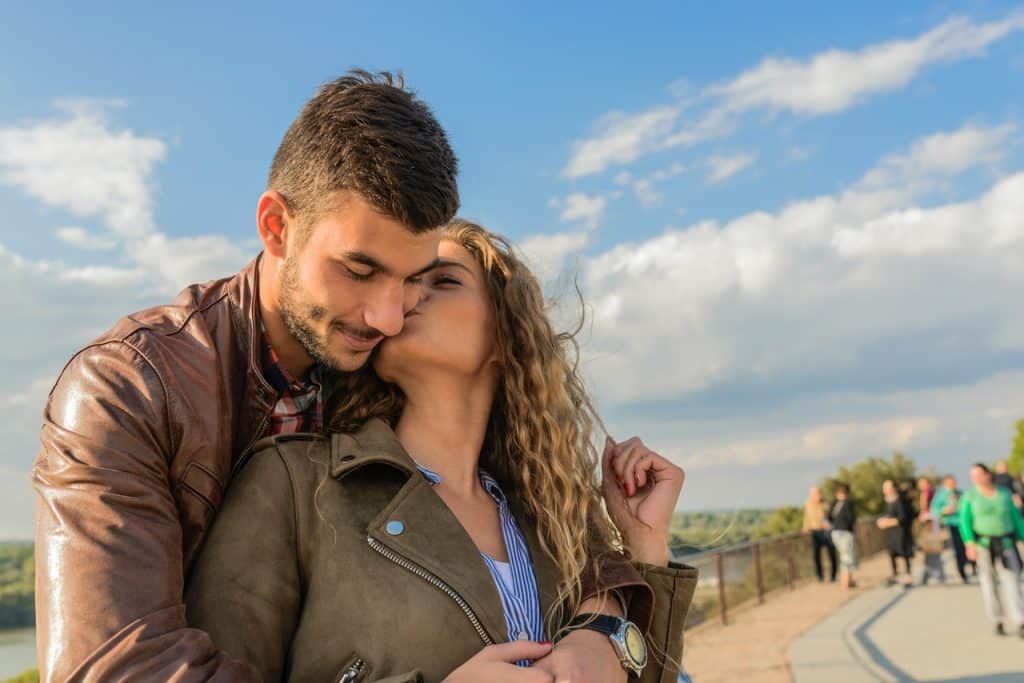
[33,256,655,682]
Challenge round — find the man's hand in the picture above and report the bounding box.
[602,436,684,566]
[966,542,977,562]
[531,629,627,683]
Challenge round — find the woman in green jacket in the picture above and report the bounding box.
[961,462,1024,637]
[185,220,696,682]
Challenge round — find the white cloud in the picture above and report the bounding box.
[562,106,681,179]
[856,122,1014,193]
[630,162,687,207]
[0,99,166,237]
[575,125,1024,407]
[554,192,607,230]
[55,226,118,251]
[517,230,589,284]
[562,13,1024,178]
[706,152,756,184]
[0,101,250,295]
[709,14,1024,116]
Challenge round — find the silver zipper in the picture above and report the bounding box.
[367,536,494,645]
[336,657,366,683]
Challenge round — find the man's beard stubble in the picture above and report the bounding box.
[278,256,383,372]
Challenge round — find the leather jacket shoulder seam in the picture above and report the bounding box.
[164,289,231,339]
[119,338,176,455]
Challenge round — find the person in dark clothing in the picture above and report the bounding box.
[827,483,858,589]
[879,479,915,587]
[994,461,1024,513]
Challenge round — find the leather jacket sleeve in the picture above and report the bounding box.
[33,341,258,682]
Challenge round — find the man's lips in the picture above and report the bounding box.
[336,327,383,352]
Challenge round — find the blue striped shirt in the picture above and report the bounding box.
[415,462,545,664]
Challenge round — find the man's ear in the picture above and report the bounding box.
[257,190,293,259]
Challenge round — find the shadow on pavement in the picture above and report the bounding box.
[850,587,1022,683]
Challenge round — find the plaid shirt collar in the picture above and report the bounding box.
[260,323,324,435]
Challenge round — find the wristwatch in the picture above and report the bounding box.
[565,613,647,677]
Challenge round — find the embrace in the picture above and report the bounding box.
[33,71,697,682]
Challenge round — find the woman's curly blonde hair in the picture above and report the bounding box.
[329,218,626,637]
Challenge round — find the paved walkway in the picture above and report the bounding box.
[684,552,894,683]
[789,554,1024,682]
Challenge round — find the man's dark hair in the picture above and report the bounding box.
[270,69,459,233]
[972,462,992,475]
[835,483,849,495]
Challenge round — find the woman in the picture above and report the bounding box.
[185,220,696,682]
[960,463,1024,637]
[801,487,837,582]
[878,480,914,587]
[826,483,858,589]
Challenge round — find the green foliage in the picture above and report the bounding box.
[1008,419,1024,476]
[820,451,917,516]
[669,508,788,555]
[755,506,804,537]
[0,543,34,630]
[2,669,39,683]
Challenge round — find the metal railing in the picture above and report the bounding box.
[677,517,886,629]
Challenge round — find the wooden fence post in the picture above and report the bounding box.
[753,543,765,604]
[716,552,728,625]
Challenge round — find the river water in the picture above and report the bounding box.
[0,629,36,679]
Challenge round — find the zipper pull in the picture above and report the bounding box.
[337,658,366,683]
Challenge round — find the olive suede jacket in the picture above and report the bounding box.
[185,419,698,683]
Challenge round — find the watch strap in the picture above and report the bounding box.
[566,613,623,635]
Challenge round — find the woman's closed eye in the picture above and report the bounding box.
[428,273,461,288]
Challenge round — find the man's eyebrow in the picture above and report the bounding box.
[342,252,443,280]
[342,252,390,275]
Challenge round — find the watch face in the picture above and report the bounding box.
[623,622,648,666]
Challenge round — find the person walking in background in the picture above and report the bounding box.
[917,477,935,523]
[932,475,973,583]
[961,463,1024,638]
[878,480,914,587]
[993,460,1023,511]
[803,486,838,582]
[827,483,858,589]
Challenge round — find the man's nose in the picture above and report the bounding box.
[364,282,406,338]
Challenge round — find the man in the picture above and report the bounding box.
[930,475,972,583]
[961,463,1024,638]
[34,71,658,682]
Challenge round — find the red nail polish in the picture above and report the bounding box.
[539,640,552,645]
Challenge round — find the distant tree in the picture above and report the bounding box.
[754,505,804,537]
[820,452,917,516]
[2,669,39,683]
[1008,419,1024,476]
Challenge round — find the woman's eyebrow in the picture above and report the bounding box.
[430,259,473,274]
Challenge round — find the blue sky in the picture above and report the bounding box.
[1,2,1023,537]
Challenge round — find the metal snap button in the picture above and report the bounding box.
[385,520,405,535]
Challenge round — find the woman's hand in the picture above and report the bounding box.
[602,436,685,566]
[443,641,555,682]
